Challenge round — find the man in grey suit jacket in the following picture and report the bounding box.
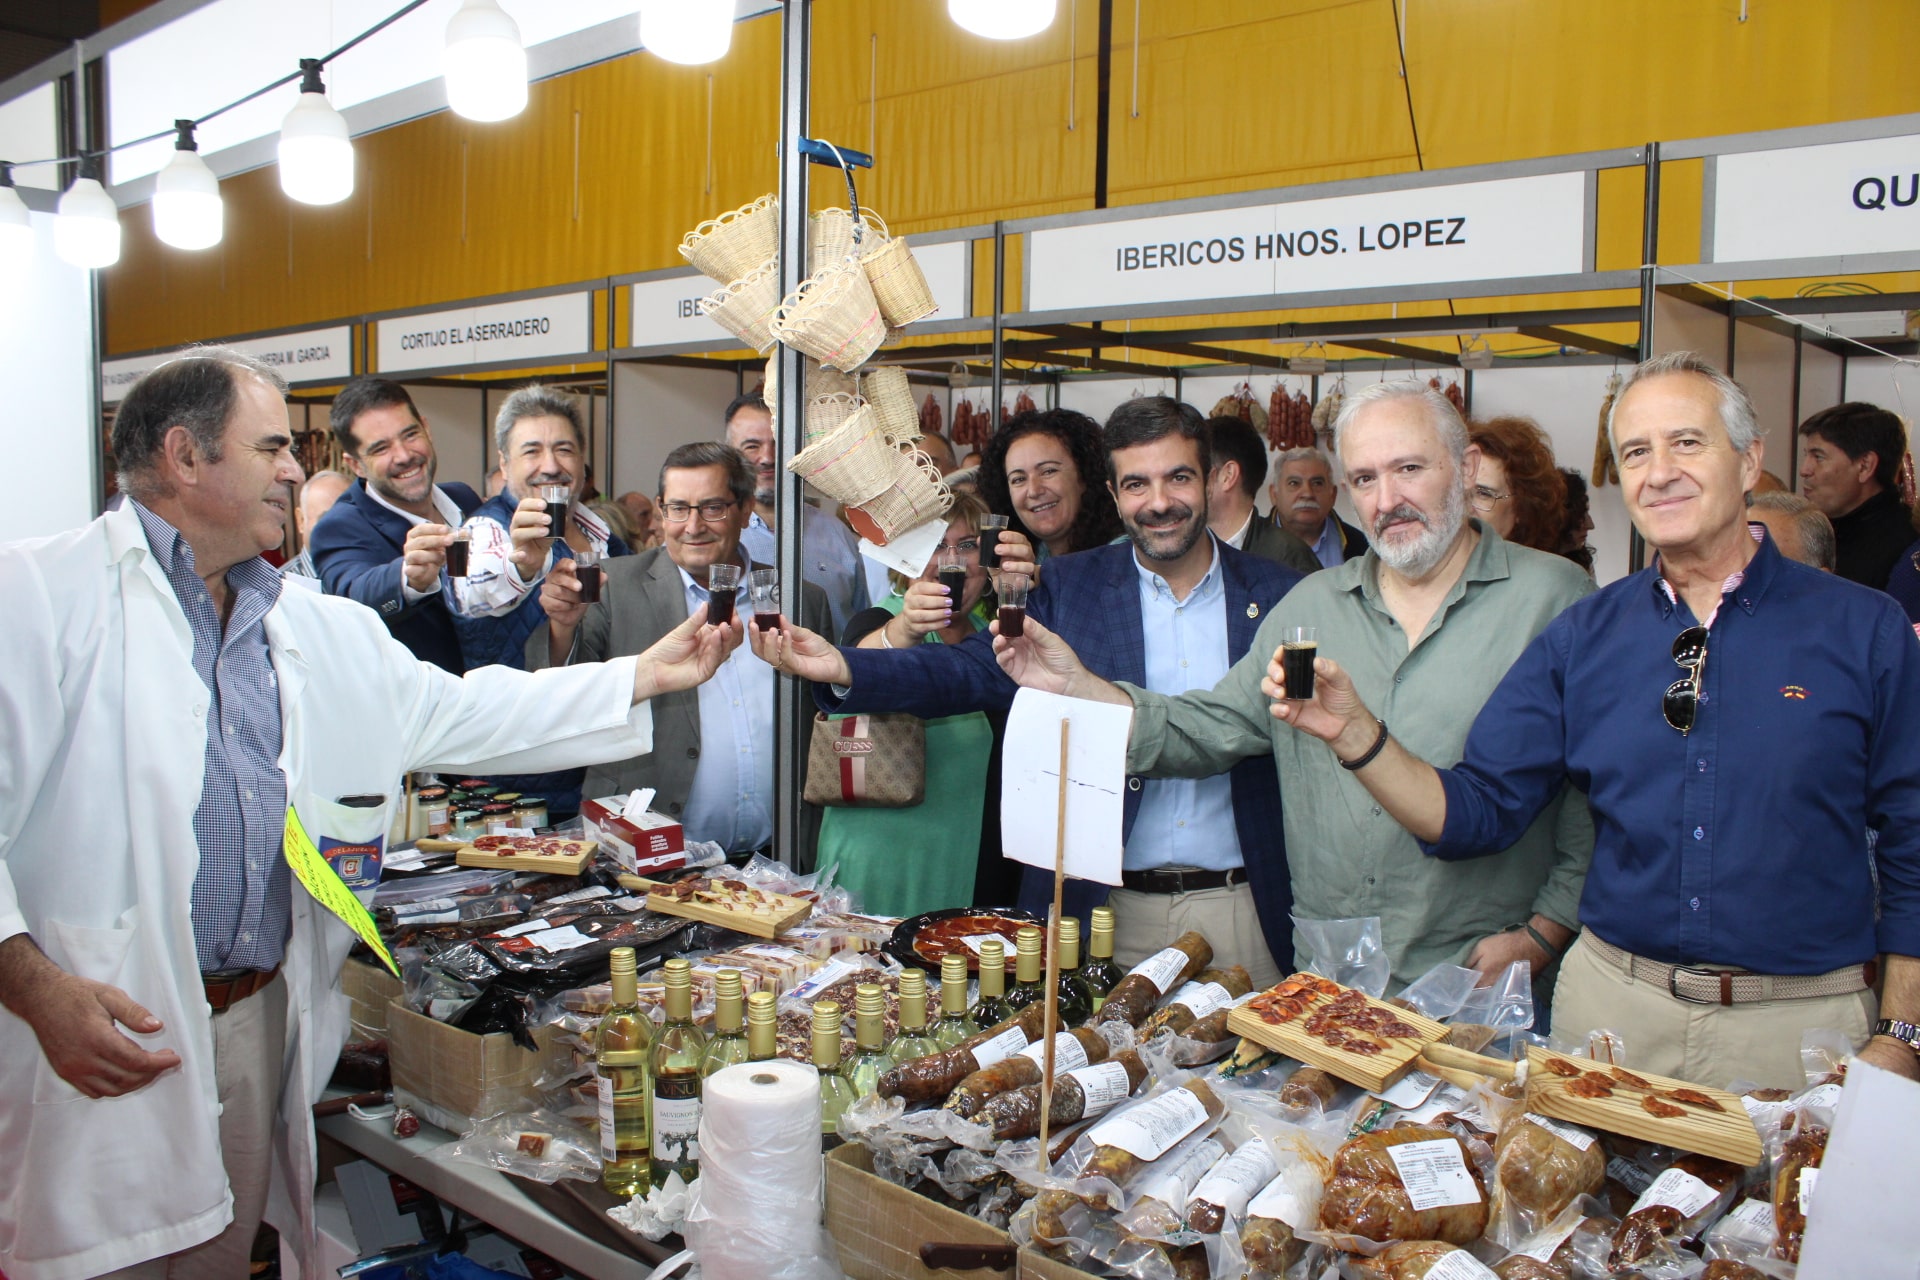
[1204,414,1322,575]
[530,442,831,864]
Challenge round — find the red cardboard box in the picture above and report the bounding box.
[580,795,686,876]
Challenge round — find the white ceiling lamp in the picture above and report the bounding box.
[151,120,223,250]
[444,0,528,123]
[54,161,120,269]
[0,165,32,268]
[638,0,734,66]
[279,59,354,205]
[949,0,1058,40]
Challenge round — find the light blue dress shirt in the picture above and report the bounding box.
[677,561,776,853]
[1126,542,1245,872]
[739,506,869,639]
[1308,517,1346,570]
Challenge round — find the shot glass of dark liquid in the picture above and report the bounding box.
[538,484,571,543]
[1281,625,1318,700]
[573,546,602,603]
[445,529,471,577]
[749,568,781,631]
[707,562,743,626]
[934,546,968,611]
[977,514,1009,569]
[997,572,1030,639]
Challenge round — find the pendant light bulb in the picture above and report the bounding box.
[278,59,355,206]
[152,121,224,250]
[0,165,32,269]
[949,0,1057,40]
[444,0,528,122]
[54,161,120,269]
[638,0,734,66]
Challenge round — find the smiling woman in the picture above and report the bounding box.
[977,408,1123,561]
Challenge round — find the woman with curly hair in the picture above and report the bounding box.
[977,408,1124,561]
[1467,415,1567,553]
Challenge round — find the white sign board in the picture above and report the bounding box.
[1712,133,1920,264]
[1026,171,1589,313]
[625,239,970,352]
[101,324,355,403]
[1001,688,1130,886]
[376,291,592,373]
[1797,1060,1920,1276]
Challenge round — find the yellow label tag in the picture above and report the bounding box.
[284,805,399,977]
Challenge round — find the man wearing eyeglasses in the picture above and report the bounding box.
[529,442,830,863]
[1270,352,1920,1089]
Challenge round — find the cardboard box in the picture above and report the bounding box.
[581,795,686,876]
[824,1143,1084,1280]
[385,996,565,1133]
[342,956,404,1043]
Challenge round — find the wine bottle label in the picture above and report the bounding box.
[652,1080,702,1168]
[597,1075,617,1160]
[1018,1032,1088,1073]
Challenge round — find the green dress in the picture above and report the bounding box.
[814,594,994,917]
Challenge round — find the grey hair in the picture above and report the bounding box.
[112,345,289,500]
[659,441,757,507]
[1275,446,1333,472]
[1748,490,1837,572]
[1330,379,1468,465]
[493,384,585,458]
[1606,351,1764,455]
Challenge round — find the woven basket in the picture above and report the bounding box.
[787,403,898,506]
[862,367,921,445]
[769,263,889,373]
[847,450,953,545]
[808,207,889,272]
[808,360,860,400]
[698,258,782,353]
[805,392,865,447]
[861,236,938,328]
[679,194,780,284]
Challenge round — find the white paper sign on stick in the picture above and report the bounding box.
[858,517,947,577]
[1797,1060,1920,1277]
[1000,689,1130,886]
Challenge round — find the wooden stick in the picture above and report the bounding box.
[1037,717,1070,1169]
[1421,1040,1518,1081]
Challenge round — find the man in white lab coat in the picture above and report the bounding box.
[0,348,737,1280]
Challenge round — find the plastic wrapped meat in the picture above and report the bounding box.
[1352,1240,1493,1278]
[1490,1256,1565,1280]
[1771,1123,1827,1263]
[1609,1153,1741,1268]
[1319,1125,1490,1245]
[1494,1113,1605,1226]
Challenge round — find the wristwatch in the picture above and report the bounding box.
[1873,1018,1920,1057]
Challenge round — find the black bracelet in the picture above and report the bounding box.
[1523,922,1568,964]
[1338,717,1389,771]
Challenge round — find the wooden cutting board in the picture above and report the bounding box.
[1224,978,1447,1092]
[644,879,813,939]
[1524,1046,1763,1167]
[452,837,595,875]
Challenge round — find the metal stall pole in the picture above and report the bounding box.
[991,221,1006,429]
[772,0,812,868]
[1630,140,1660,573]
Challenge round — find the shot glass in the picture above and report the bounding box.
[573,545,602,604]
[707,562,743,626]
[445,528,471,578]
[934,546,968,610]
[1280,625,1318,700]
[749,567,782,631]
[997,572,1030,639]
[538,484,571,543]
[977,514,1009,569]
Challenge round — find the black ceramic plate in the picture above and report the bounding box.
[884,905,1043,973]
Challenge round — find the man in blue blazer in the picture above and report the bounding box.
[309,378,481,674]
[757,397,1301,986]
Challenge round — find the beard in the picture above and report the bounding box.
[1370,483,1467,579]
[1126,500,1206,563]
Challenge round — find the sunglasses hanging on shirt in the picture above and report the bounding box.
[1663,625,1709,735]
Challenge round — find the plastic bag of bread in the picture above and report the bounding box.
[1608,1152,1742,1270]
[1317,1124,1491,1246]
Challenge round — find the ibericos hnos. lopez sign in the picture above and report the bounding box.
[1024,170,1590,313]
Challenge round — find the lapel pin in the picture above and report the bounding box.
[1247,602,1259,619]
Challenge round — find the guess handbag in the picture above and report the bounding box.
[803,712,925,807]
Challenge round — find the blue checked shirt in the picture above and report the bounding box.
[134,502,292,973]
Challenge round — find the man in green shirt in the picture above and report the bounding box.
[995,379,1596,991]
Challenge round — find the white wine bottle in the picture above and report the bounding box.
[933,954,973,1049]
[1004,925,1047,1013]
[888,969,941,1066]
[700,969,749,1077]
[650,958,708,1187]
[846,983,892,1098]
[813,1000,857,1136]
[746,990,778,1061]
[595,947,652,1198]
[1082,907,1124,1012]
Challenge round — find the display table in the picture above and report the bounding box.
[316,1096,669,1279]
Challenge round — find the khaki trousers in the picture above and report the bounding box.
[1106,881,1282,990]
[1551,934,1874,1092]
[101,972,289,1280]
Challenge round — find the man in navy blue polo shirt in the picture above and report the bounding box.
[1276,352,1920,1089]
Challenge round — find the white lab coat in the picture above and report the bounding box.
[0,504,654,1280]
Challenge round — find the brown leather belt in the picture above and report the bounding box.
[1585,935,1876,1006]
[1120,866,1247,895]
[203,965,280,1013]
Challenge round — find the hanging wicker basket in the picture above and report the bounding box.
[807,360,861,401]
[787,403,898,506]
[861,236,938,328]
[847,449,953,545]
[698,258,782,354]
[769,263,889,373]
[808,207,889,272]
[805,391,865,447]
[679,194,780,285]
[862,366,922,445]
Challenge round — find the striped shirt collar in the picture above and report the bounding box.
[130,499,285,609]
[1655,521,1766,627]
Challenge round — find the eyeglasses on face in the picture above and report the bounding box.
[660,499,738,523]
[1468,485,1510,512]
[935,538,981,555]
[1663,625,1709,735]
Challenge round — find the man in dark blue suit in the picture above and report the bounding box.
[309,378,481,674]
[756,398,1300,985]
